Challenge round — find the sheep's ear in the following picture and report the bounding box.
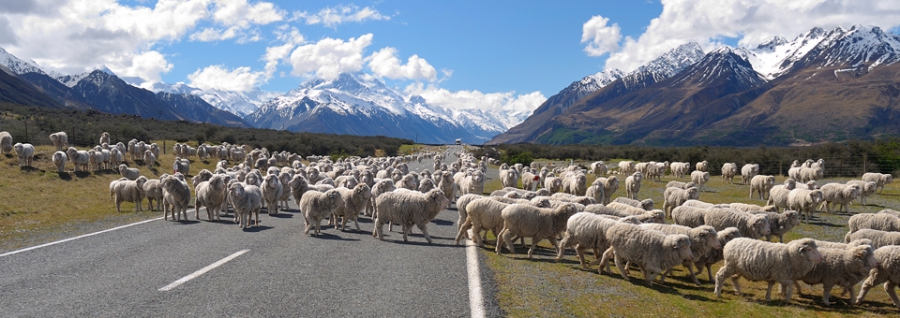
[798,247,805,254]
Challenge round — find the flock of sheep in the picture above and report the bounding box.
[6,129,900,311]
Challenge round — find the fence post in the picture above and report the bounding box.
[863,154,868,176]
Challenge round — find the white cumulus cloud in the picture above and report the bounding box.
[188,64,266,92]
[404,83,546,113]
[599,0,900,73]
[190,0,284,42]
[293,4,390,28]
[367,47,437,81]
[288,33,373,80]
[581,15,621,57]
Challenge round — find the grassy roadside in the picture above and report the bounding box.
[479,159,900,316]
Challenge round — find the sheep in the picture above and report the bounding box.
[794,244,877,306]
[880,209,900,219]
[195,174,227,221]
[820,183,859,214]
[332,184,372,231]
[787,188,824,223]
[51,151,67,173]
[495,203,579,258]
[459,171,485,196]
[500,168,519,189]
[261,174,283,216]
[550,192,596,206]
[691,171,710,192]
[863,172,893,194]
[738,163,759,185]
[767,180,798,212]
[300,189,344,235]
[692,227,742,282]
[670,162,690,178]
[0,131,11,154]
[855,246,900,308]
[373,189,450,243]
[696,160,709,172]
[846,180,877,205]
[618,161,636,176]
[799,166,824,183]
[611,197,654,210]
[142,150,156,169]
[111,176,147,212]
[455,197,514,246]
[665,180,696,189]
[714,238,823,302]
[602,223,693,285]
[639,223,720,285]
[49,132,68,151]
[99,132,110,146]
[671,205,710,228]
[593,177,618,204]
[438,171,455,203]
[174,157,190,175]
[663,187,699,218]
[702,208,771,240]
[846,213,900,240]
[143,178,164,211]
[367,178,396,218]
[118,164,140,180]
[721,163,737,184]
[13,143,34,167]
[845,229,900,249]
[162,175,191,221]
[584,204,664,224]
[750,175,776,200]
[555,212,638,271]
[624,172,643,200]
[590,161,608,176]
[751,210,800,242]
[563,173,588,196]
[228,182,261,228]
[543,176,563,194]
[723,202,776,213]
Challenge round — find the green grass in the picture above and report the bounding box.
[480,160,900,316]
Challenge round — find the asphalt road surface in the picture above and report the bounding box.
[0,145,502,317]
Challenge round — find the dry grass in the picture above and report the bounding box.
[480,160,900,316]
[0,141,220,252]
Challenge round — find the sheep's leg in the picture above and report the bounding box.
[115,198,122,213]
[527,235,541,259]
[714,266,732,298]
[373,218,384,240]
[682,262,701,286]
[554,234,571,262]
[886,281,900,309]
[454,219,472,245]
[763,281,776,302]
[781,280,794,302]
[613,253,629,281]
[645,266,661,285]
[304,216,312,234]
[574,245,587,268]
[417,223,432,244]
[821,283,834,306]
[547,235,560,258]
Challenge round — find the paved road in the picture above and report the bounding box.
[0,145,501,317]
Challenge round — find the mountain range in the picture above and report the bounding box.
[489,25,900,146]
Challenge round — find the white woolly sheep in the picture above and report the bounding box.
[670,162,690,178]
[799,166,824,183]
[51,151,67,173]
[671,205,713,228]
[721,163,737,184]
[702,208,771,239]
[794,244,877,306]
[846,180,877,205]
[855,245,900,308]
[332,184,372,231]
[543,176,563,194]
[692,227,742,282]
[862,172,893,194]
[624,172,643,200]
[99,132,110,146]
[787,188,824,223]
[49,132,68,151]
[663,187,699,218]
[696,160,709,172]
[846,229,900,249]
[550,192,597,206]
[584,204,664,224]
[725,202,777,213]
[556,212,638,271]
[459,171,485,196]
[141,150,155,169]
[593,177,619,204]
[500,168,519,189]
[13,143,34,167]
[639,223,721,285]
[691,171,710,192]
[162,175,191,221]
[228,182,261,228]
[111,176,147,212]
[455,197,514,246]
[143,178,163,211]
[751,210,800,242]
[118,164,140,180]
[666,180,696,189]
[0,131,11,154]
[195,174,227,221]
[714,238,823,302]
[454,193,483,236]
[261,173,283,216]
[301,189,344,236]
[612,197,654,210]
[750,175,776,200]
[740,164,759,185]
[820,183,859,214]
[374,189,449,243]
[618,161,636,176]
[495,203,579,258]
[602,223,693,285]
[563,173,588,196]
[591,161,608,176]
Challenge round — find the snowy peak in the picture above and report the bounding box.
[756,36,788,51]
[634,42,706,78]
[672,46,765,89]
[0,47,47,76]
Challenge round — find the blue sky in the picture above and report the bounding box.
[1,1,899,113]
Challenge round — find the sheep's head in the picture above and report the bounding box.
[666,234,693,261]
[698,226,721,250]
[793,238,823,264]
[355,184,372,199]
[752,214,771,237]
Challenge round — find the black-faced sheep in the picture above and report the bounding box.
[373,189,449,243]
[495,203,579,258]
[715,238,823,302]
[855,245,900,309]
[603,222,693,285]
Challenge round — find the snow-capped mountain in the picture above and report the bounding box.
[146,82,273,117]
[0,47,47,76]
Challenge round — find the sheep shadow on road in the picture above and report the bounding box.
[268,213,294,219]
[430,219,454,226]
[306,232,362,241]
[242,225,274,232]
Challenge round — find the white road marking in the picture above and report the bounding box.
[0,217,164,258]
[159,249,250,291]
[466,235,486,318]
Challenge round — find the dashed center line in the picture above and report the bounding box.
[159,249,250,291]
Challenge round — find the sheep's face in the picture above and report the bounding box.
[753,215,771,236]
[785,211,801,226]
[797,240,824,264]
[701,227,721,250]
[356,184,373,199]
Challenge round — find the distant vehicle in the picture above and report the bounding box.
[455,138,461,145]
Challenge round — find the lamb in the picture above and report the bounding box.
[845,229,900,249]
[562,173,588,196]
[638,224,720,285]
[228,182,262,228]
[118,164,140,180]
[663,186,699,218]
[332,184,372,231]
[740,164,759,185]
[555,212,638,271]
[624,172,643,200]
[602,223,694,285]
[721,163,737,184]
[261,174,283,216]
[593,177,618,204]
[751,210,800,242]
[0,131,11,154]
[794,244,877,305]
[692,227,742,282]
[495,203,579,258]
[49,132,68,151]
[691,171,710,192]
[820,183,859,214]
[666,180,696,189]
[51,151,67,173]
[373,189,450,243]
[854,245,900,308]
[194,174,227,221]
[162,175,191,221]
[847,213,900,238]
[846,180,877,205]
[787,188,824,223]
[750,175,776,200]
[862,172,893,194]
[13,143,34,167]
[500,168,519,189]
[702,208,771,239]
[111,176,147,212]
[714,238,823,302]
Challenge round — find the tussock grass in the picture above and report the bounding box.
[481,160,900,316]
[0,141,220,252]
